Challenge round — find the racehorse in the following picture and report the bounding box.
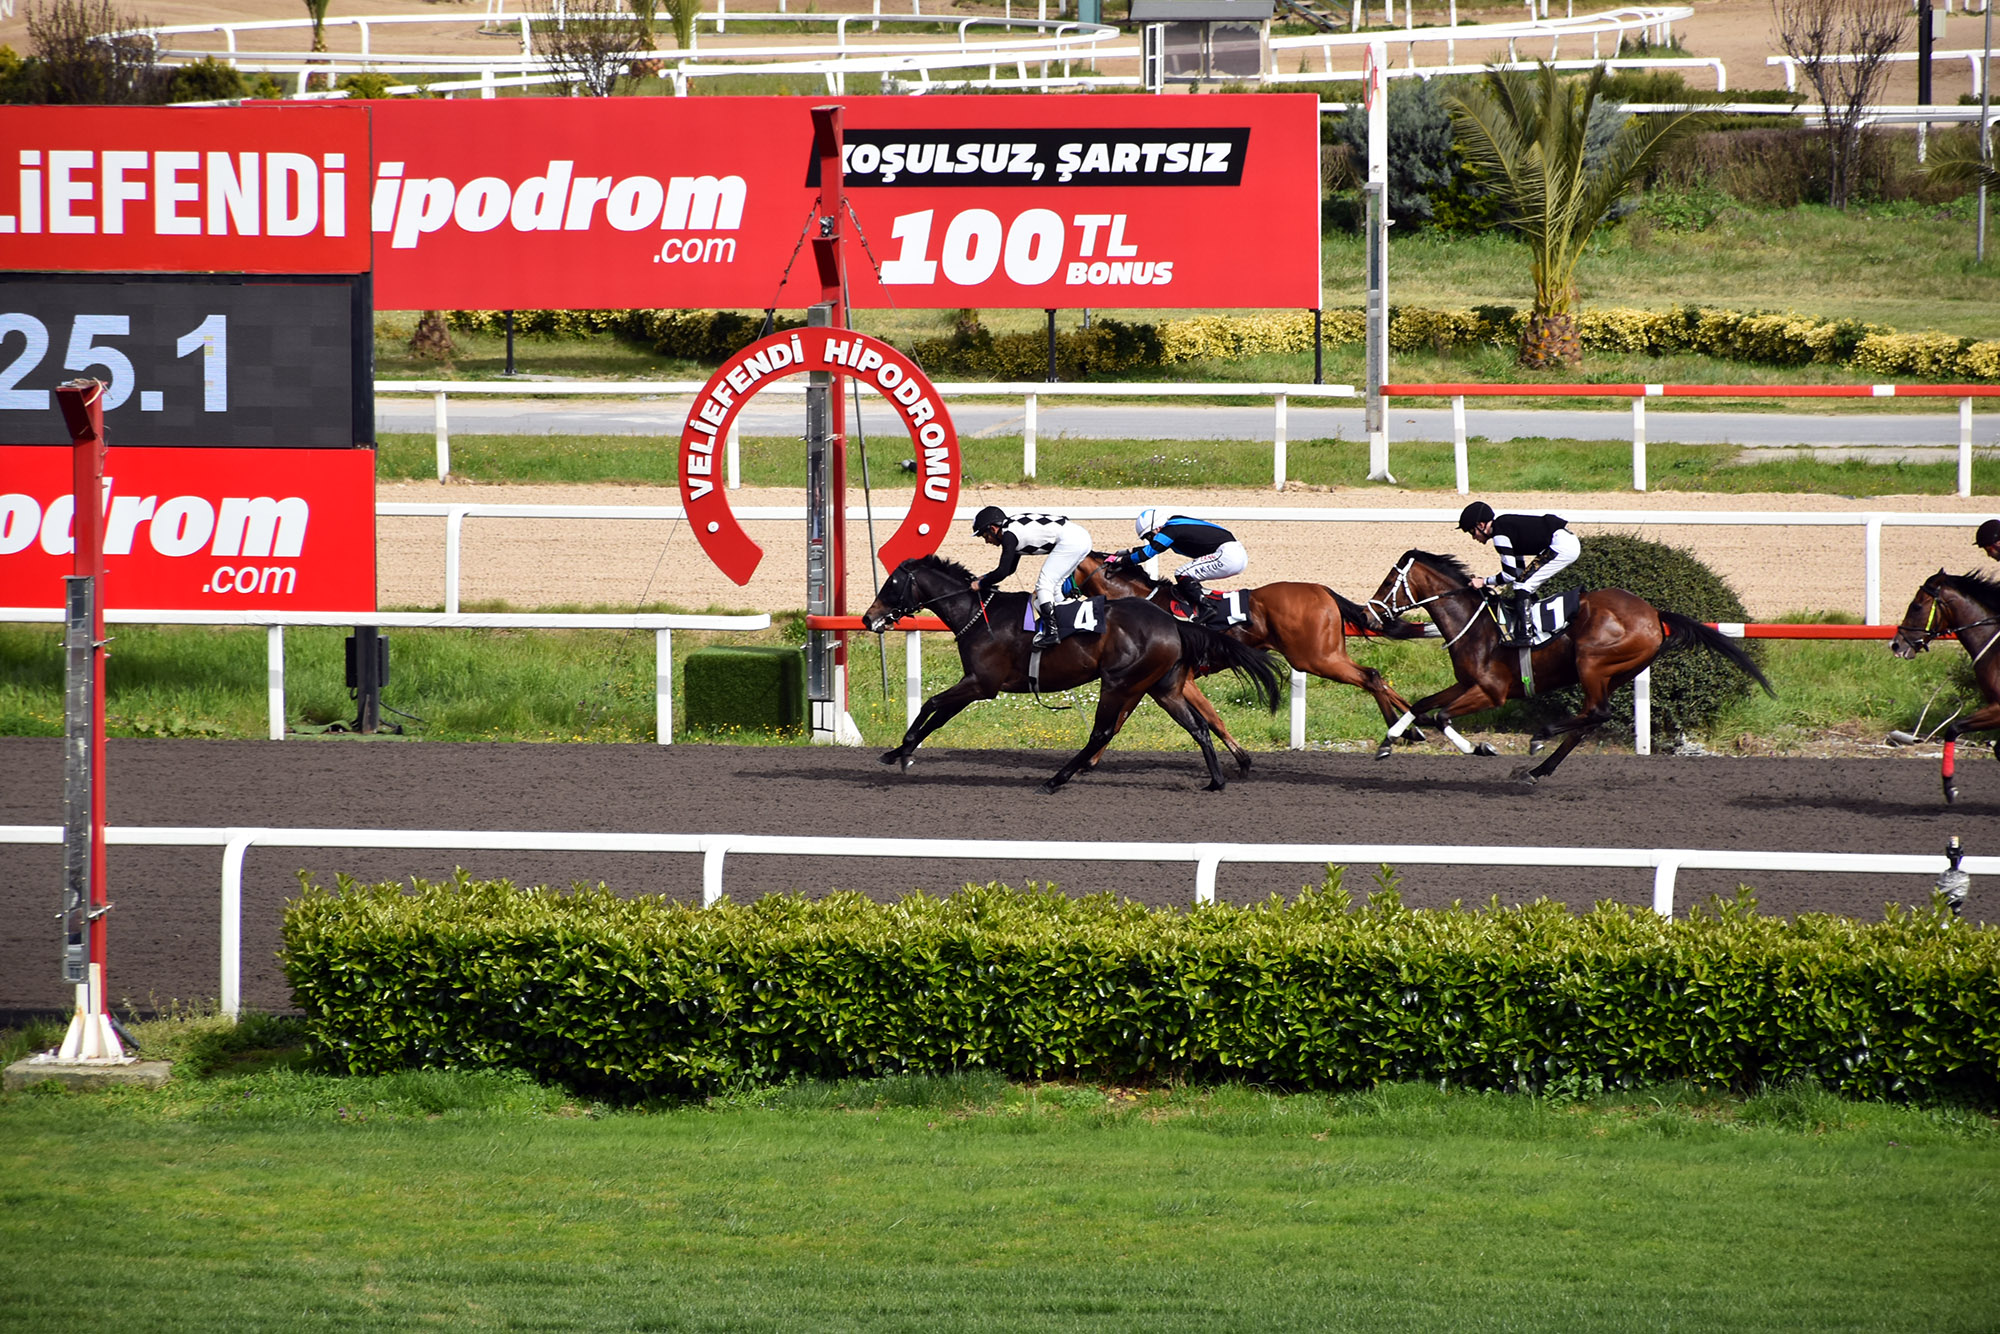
[1889,569,2000,804]
[1068,553,1427,759]
[1368,549,1774,783]
[860,555,1283,793]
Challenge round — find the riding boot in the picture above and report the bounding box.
[1032,601,1060,649]
[1175,576,1205,619]
[1512,589,1533,646]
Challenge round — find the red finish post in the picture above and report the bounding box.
[810,106,850,710]
[55,379,114,1056]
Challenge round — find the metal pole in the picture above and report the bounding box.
[1980,0,1992,261]
[1313,307,1323,384]
[1364,41,1394,482]
[504,310,516,376]
[1046,308,1058,381]
[809,105,855,745]
[54,379,121,1062]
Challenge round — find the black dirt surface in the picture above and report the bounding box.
[1,737,1990,1015]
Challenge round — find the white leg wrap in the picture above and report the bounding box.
[1385,710,1416,739]
[1441,723,1476,754]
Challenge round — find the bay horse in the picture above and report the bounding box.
[1068,553,1427,759]
[1889,569,2000,804]
[1368,550,1774,783]
[860,555,1283,794]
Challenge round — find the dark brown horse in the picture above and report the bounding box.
[1069,553,1426,759]
[1368,550,1774,783]
[1890,569,2000,804]
[860,555,1282,793]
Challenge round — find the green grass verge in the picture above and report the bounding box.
[377,431,1999,494]
[0,614,1975,750]
[1,1026,1994,1334]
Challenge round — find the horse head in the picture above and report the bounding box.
[1369,550,1474,626]
[1890,573,1949,660]
[862,555,982,634]
[1066,552,1159,602]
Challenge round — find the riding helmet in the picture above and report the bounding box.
[1458,501,1494,533]
[1135,507,1160,538]
[970,505,1008,535]
[1977,518,2000,548]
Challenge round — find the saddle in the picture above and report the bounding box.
[1024,596,1110,642]
[1173,589,1248,627]
[1490,587,1581,649]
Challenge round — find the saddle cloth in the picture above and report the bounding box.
[1201,589,1250,627]
[1024,596,1110,641]
[1497,588,1581,646]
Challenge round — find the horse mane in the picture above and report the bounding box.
[1398,549,1473,583]
[909,553,976,584]
[1934,569,2000,616]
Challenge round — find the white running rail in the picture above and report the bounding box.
[3,823,1989,1017]
[0,608,768,744]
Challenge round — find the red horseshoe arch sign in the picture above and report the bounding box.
[679,328,961,586]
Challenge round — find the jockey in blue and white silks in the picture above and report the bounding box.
[1117,508,1247,613]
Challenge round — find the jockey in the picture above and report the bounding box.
[970,505,1094,650]
[1457,501,1581,645]
[1117,508,1247,616]
[1978,519,2000,563]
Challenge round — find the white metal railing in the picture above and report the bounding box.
[0,608,768,744]
[1770,51,1995,97]
[373,378,1993,498]
[3,823,1987,1017]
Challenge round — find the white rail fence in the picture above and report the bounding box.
[0,609,769,744]
[372,379,1994,498]
[4,823,1988,1018]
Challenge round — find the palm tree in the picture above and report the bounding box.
[1447,63,1710,369]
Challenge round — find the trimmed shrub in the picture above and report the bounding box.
[909,316,1161,379]
[683,645,805,735]
[1538,533,1761,742]
[282,877,2000,1105]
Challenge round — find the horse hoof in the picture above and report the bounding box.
[1407,727,1428,744]
[1943,783,1958,805]
[879,749,903,767]
[1204,780,1226,793]
[1474,743,1499,758]
[900,755,915,772]
[1527,738,1545,756]
[1236,756,1254,776]
[1512,765,1541,786]
[1374,741,1394,761]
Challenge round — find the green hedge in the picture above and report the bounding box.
[684,645,806,734]
[282,876,1999,1105]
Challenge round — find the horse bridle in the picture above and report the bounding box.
[1369,557,1488,649]
[1900,581,2000,665]
[870,579,995,641]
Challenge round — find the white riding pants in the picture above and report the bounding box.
[1514,528,1581,593]
[1034,524,1095,607]
[1176,540,1248,586]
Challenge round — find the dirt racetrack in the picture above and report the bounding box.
[1,737,1991,1017]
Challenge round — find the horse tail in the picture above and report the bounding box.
[1176,621,1283,713]
[1657,611,1777,697]
[1327,586,1425,640]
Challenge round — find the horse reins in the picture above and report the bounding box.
[1906,590,2000,666]
[1369,558,1488,650]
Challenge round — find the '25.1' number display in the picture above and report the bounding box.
[0,276,361,449]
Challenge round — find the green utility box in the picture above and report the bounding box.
[683,646,808,735]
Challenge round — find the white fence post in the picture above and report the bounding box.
[444,507,469,615]
[1024,392,1037,478]
[219,829,261,1020]
[433,390,450,480]
[266,625,285,741]
[1290,669,1307,749]
[656,627,673,744]
[1650,854,1678,919]
[905,630,922,726]
[1960,396,1973,497]
[1194,846,1221,905]
[1633,665,1651,756]
[1865,515,1883,625]
[701,838,728,906]
[727,419,741,490]
[1452,395,1468,493]
[1273,392,1288,491]
[1632,393,1648,492]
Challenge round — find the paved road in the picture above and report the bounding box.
[376,396,2000,455]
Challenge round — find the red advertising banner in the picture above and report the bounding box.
[0,445,376,611]
[367,94,1320,311]
[0,104,371,274]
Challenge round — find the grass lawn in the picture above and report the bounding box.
[2,1022,1995,1334]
